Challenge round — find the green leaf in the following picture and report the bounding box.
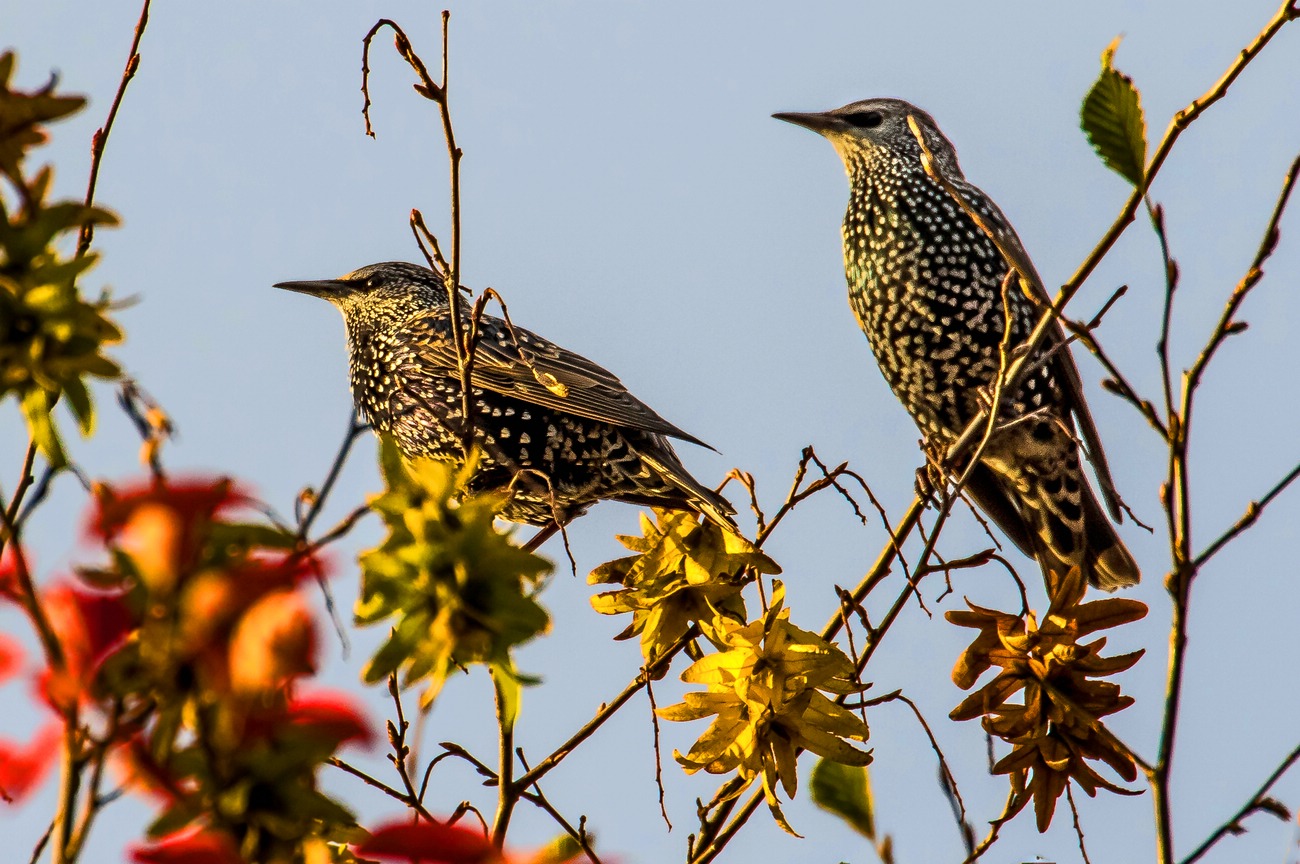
[208,521,298,551]
[490,659,524,731]
[61,375,94,436]
[533,833,583,864]
[0,51,88,183]
[19,386,65,468]
[1080,37,1148,187]
[811,757,875,839]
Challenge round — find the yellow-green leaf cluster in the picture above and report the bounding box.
[589,508,778,666]
[0,52,122,466]
[657,583,871,834]
[356,437,553,710]
[947,567,1147,832]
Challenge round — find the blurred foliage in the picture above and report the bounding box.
[947,567,1147,831]
[1,476,369,862]
[589,507,778,669]
[810,758,895,864]
[356,436,552,715]
[0,52,123,467]
[1081,37,1148,188]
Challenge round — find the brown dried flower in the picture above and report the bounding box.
[947,567,1147,831]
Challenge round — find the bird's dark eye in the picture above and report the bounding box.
[844,111,884,129]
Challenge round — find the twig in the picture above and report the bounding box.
[77,0,151,256]
[305,505,372,553]
[0,449,65,671]
[959,788,1019,864]
[1179,740,1300,864]
[1155,147,1300,864]
[868,691,971,849]
[515,751,604,864]
[294,411,367,649]
[1184,153,1300,406]
[1065,782,1094,864]
[510,629,694,793]
[0,440,39,560]
[384,676,436,822]
[1194,458,1300,567]
[27,818,54,864]
[490,671,517,843]
[117,380,172,479]
[328,757,435,821]
[295,412,368,541]
[1150,202,1179,428]
[644,675,672,829]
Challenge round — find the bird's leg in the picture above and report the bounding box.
[914,439,952,508]
[522,523,559,552]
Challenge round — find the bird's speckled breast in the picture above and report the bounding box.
[840,155,1050,438]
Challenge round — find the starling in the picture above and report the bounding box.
[275,261,734,528]
[775,98,1138,590]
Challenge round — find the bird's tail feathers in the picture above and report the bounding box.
[1025,480,1139,592]
[638,451,737,531]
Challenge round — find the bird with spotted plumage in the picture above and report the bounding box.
[275,261,734,530]
[775,98,1139,590]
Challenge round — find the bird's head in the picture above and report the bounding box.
[774,97,962,177]
[275,261,453,336]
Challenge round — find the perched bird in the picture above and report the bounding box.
[275,261,734,528]
[775,98,1138,589]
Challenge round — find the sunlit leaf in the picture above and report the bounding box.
[1080,37,1147,187]
[811,758,875,839]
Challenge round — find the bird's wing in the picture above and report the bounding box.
[951,180,1125,521]
[400,313,714,449]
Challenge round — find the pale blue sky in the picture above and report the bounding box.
[5,2,1300,862]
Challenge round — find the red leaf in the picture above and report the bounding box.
[38,584,133,709]
[90,477,246,541]
[281,692,375,750]
[356,820,500,863]
[131,828,242,864]
[229,590,317,695]
[0,722,60,804]
[0,634,22,681]
[0,548,21,602]
[112,736,187,803]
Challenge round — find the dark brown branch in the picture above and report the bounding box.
[959,788,1019,864]
[1194,458,1300,567]
[328,756,435,822]
[1149,202,1179,428]
[1179,740,1300,864]
[1185,152,1300,403]
[382,676,437,822]
[1065,783,1094,864]
[514,752,604,864]
[77,0,151,257]
[362,15,473,453]
[1156,148,1300,864]
[510,630,694,794]
[869,691,971,848]
[117,379,173,479]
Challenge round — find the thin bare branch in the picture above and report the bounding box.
[1155,148,1300,864]
[77,0,150,256]
[329,757,435,822]
[1180,740,1300,864]
[510,629,694,793]
[1065,783,1094,864]
[1194,458,1300,567]
[515,752,605,864]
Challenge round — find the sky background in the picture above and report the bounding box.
[5,1,1300,862]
